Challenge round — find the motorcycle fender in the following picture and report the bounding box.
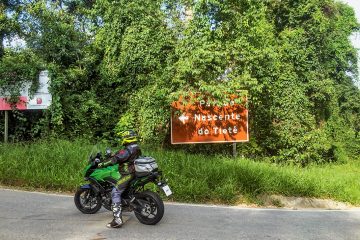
[80,184,92,189]
[80,183,101,194]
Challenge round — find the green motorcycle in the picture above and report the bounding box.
[74,150,172,225]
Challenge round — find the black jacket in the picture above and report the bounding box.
[99,143,142,175]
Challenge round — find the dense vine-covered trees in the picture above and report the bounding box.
[0,0,359,164]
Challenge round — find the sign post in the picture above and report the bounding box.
[4,111,8,143]
[232,142,237,158]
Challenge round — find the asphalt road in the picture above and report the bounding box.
[0,188,359,240]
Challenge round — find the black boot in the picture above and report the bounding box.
[107,203,123,228]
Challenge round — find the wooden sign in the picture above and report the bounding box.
[171,95,249,144]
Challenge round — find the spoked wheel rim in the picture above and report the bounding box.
[134,191,164,225]
[78,189,100,211]
[140,197,158,218]
[74,188,102,214]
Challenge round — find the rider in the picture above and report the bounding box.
[97,130,142,228]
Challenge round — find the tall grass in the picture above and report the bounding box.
[0,139,93,191]
[148,149,360,205]
[0,139,359,205]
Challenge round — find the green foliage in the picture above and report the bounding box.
[252,0,360,163]
[0,0,359,164]
[96,0,177,142]
[25,1,88,67]
[0,0,21,58]
[0,49,44,98]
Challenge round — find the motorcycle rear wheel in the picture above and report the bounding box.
[134,191,164,225]
[74,188,102,214]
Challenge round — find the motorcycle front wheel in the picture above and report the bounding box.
[74,188,102,214]
[134,191,165,225]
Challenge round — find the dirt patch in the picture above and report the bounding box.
[258,194,354,210]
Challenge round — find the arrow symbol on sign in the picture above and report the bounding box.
[179,113,189,124]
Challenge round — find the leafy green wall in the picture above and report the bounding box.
[0,0,359,164]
